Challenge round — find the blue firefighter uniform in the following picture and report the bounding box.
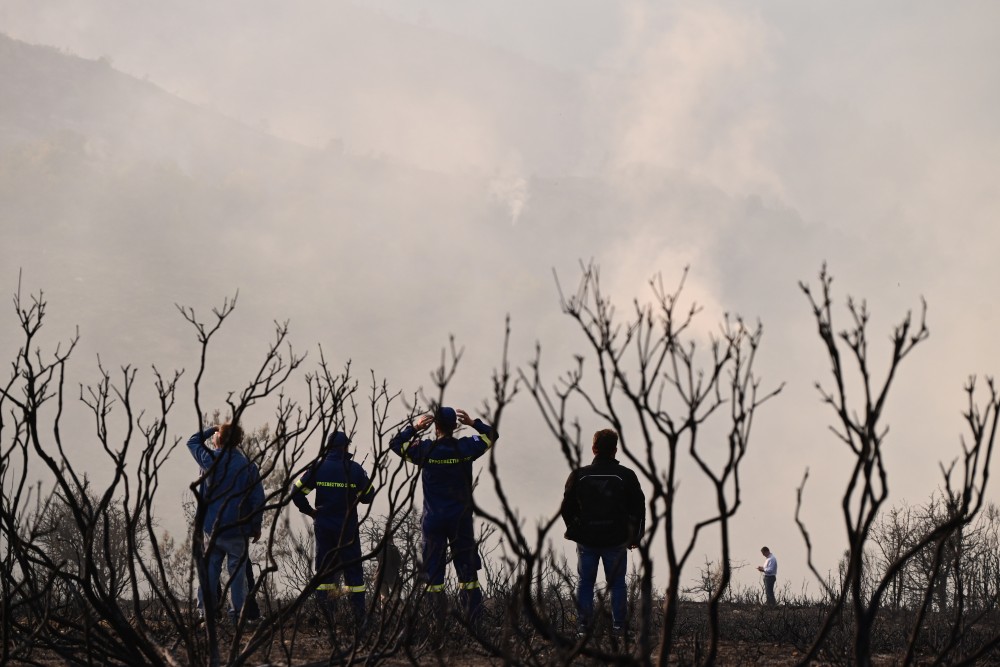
[388,408,498,620]
[291,431,374,623]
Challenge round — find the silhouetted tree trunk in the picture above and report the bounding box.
[795,265,999,666]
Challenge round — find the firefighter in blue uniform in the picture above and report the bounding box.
[291,430,375,628]
[388,407,498,622]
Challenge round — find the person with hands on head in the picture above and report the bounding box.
[187,421,264,625]
[388,406,498,625]
[290,430,375,631]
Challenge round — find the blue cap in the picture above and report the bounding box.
[435,407,457,432]
[326,431,351,449]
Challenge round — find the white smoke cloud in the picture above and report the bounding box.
[488,155,529,225]
[3,0,1000,600]
[591,3,784,200]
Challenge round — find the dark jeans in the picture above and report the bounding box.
[576,544,627,628]
[763,575,777,605]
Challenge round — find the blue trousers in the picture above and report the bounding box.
[576,544,627,628]
[199,533,249,621]
[421,511,482,619]
[315,523,364,587]
[315,522,366,619]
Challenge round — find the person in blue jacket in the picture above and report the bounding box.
[388,407,498,623]
[291,430,375,628]
[187,422,265,624]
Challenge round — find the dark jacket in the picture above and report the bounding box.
[292,448,374,530]
[561,455,645,548]
[187,428,265,539]
[389,419,498,519]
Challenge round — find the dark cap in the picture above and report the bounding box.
[327,431,351,449]
[435,407,457,432]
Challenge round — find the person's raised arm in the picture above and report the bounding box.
[455,409,498,455]
[389,414,433,461]
[186,426,218,469]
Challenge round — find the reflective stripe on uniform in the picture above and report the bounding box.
[317,583,366,594]
[426,583,445,593]
[426,456,475,465]
[317,583,343,592]
[458,580,480,590]
[295,479,312,494]
[480,434,493,449]
[401,439,417,462]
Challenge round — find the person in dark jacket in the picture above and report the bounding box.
[561,428,645,635]
[187,422,265,623]
[388,407,498,622]
[291,431,375,627]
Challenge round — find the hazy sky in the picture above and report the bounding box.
[2,0,999,598]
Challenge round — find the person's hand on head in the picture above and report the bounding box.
[456,409,474,427]
[414,414,434,431]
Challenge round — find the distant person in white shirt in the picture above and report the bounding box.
[757,546,777,605]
